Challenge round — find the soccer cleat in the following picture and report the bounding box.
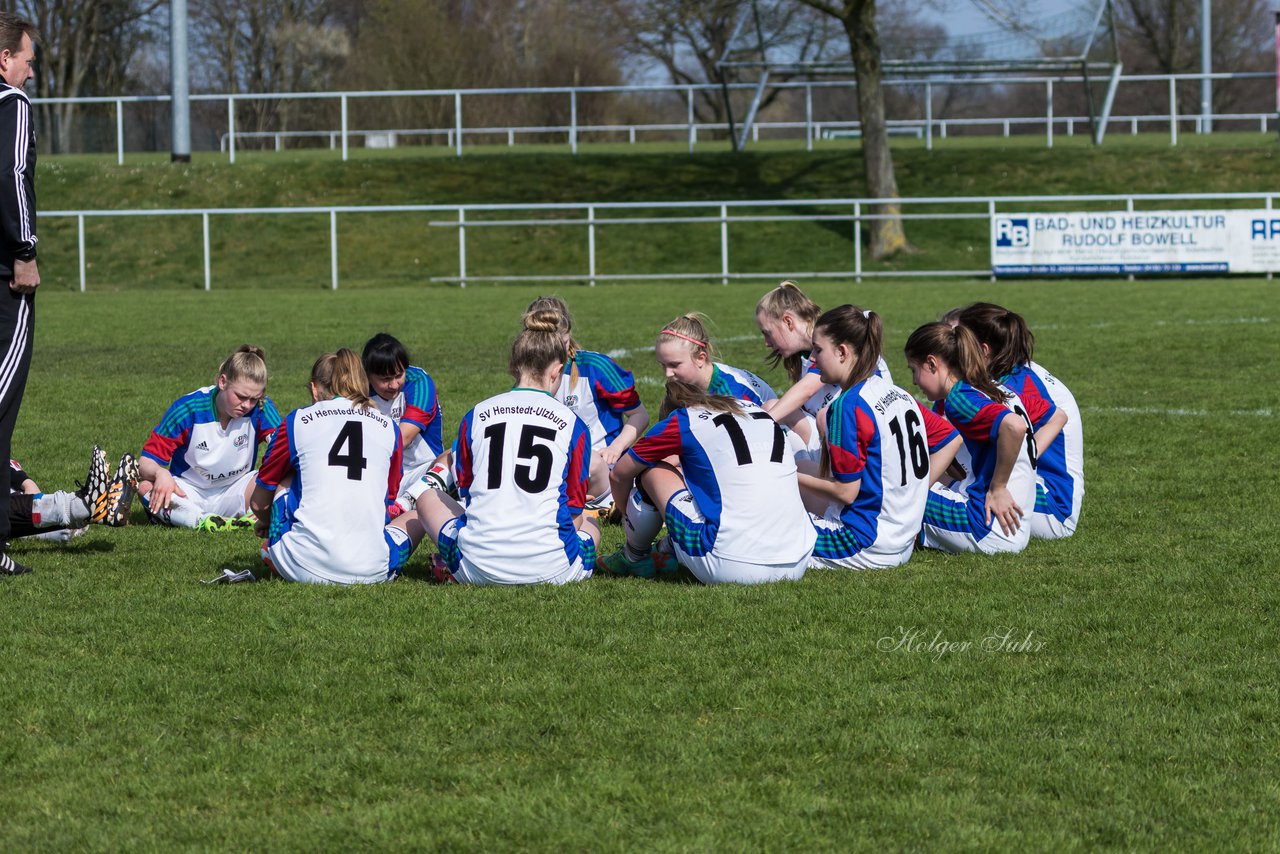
[427,552,457,584]
[196,514,256,532]
[77,445,112,524]
[196,515,234,532]
[598,548,657,579]
[103,453,140,527]
[0,550,32,576]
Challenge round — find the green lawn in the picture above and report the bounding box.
[33,135,1280,292]
[1,277,1276,849]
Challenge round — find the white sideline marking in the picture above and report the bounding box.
[1087,405,1274,418]
[607,333,759,360]
[1037,316,1270,331]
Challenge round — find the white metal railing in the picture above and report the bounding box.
[44,191,1278,291]
[34,71,1274,164]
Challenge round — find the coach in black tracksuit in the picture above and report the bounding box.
[0,14,40,576]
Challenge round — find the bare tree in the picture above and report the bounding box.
[1114,0,1271,112]
[17,0,164,154]
[190,0,350,136]
[793,0,909,259]
[345,0,625,138]
[602,0,836,128]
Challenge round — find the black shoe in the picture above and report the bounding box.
[0,551,32,576]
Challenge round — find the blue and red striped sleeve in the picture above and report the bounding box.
[253,398,282,447]
[583,354,642,414]
[142,397,194,467]
[944,383,1009,443]
[919,404,959,452]
[627,413,684,467]
[453,411,475,496]
[565,420,591,512]
[385,428,403,508]
[401,368,441,433]
[825,394,874,482]
[255,415,294,489]
[1007,372,1055,427]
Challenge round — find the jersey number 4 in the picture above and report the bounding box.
[328,421,368,480]
[886,409,929,486]
[483,423,557,492]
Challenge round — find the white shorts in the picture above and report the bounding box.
[178,469,257,517]
[919,483,1030,555]
[436,517,595,586]
[665,489,810,585]
[809,512,913,570]
[264,488,412,585]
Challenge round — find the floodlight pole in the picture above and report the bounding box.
[1199,0,1211,133]
[170,0,191,162]
[1274,12,1280,141]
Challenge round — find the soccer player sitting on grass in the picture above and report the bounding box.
[944,302,1084,540]
[414,310,600,586]
[251,349,427,585]
[655,312,778,407]
[523,296,648,510]
[754,280,894,463]
[905,322,1067,555]
[796,306,962,570]
[602,378,815,585]
[361,332,444,518]
[138,345,281,532]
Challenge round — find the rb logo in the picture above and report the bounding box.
[995,218,1030,248]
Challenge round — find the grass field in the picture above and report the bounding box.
[34,135,1280,291]
[1,275,1277,849]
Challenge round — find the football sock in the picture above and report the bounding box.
[156,494,204,529]
[31,491,91,528]
[622,486,663,560]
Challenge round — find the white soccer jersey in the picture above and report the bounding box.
[628,400,815,565]
[257,397,402,585]
[707,362,778,406]
[1028,361,1084,532]
[142,386,281,491]
[798,354,893,417]
[451,389,592,584]
[369,365,443,472]
[813,375,956,567]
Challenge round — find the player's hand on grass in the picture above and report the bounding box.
[985,486,1023,536]
[253,516,270,538]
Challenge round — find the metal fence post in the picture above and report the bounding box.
[687,87,695,153]
[457,208,467,287]
[1169,77,1178,146]
[854,202,862,283]
[330,210,339,290]
[1046,79,1054,148]
[202,212,211,291]
[570,90,578,154]
[925,82,933,151]
[805,83,813,152]
[988,200,996,282]
[720,204,729,286]
[454,92,463,157]
[588,205,596,286]
[116,100,125,165]
[77,215,86,293]
[227,97,236,164]
[341,94,349,161]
